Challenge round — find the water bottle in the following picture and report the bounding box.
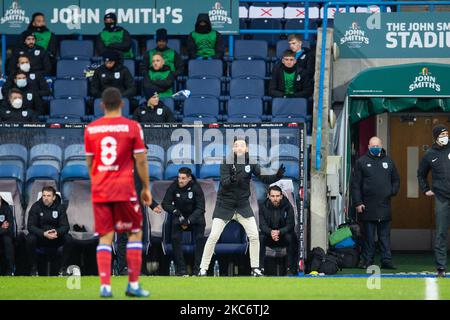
[213,260,220,277]
[169,260,176,276]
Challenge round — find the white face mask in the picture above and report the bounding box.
[16,79,27,88]
[11,98,23,109]
[438,136,449,146]
[19,63,30,72]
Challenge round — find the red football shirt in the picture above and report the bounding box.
[84,116,146,203]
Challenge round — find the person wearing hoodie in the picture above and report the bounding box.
[187,13,224,60]
[0,89,37,122]
[25,186,73,276]
[90,50,136,103]
[198,137,285,277]
[418,124,450,277]
[96,12,133,59]
[269,50,313,99]
[142,28,184,78]
[132,89,175,123]
[2,70,45,115]
[9,30,51,77]
[0,195,15,276]
[351,136,400,270]
[162,167,206,276]
[22,12,57,70]
[143,52,175,98]
[2,55,51,99]
[258,185,296,276]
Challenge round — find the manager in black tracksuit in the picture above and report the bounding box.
[162,167,206,276]
[0,196,15,275]
[351,136,400,269]
[258,185,296,275]
[25,186,73,276]
[417,124,450,277]
[198,137,285,277]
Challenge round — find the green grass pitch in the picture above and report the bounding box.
[1,276,450,300]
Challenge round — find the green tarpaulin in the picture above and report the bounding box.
[347,62,450,123]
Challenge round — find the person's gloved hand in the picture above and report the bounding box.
[230,165,237,183]
[276,164,286,179]
[179,215,190,227]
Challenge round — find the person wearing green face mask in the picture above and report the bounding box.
[418,124,450,277]
[187,13,224,60]
[351,136,400,271]
[22,12,57,71]
[95,12,134,59]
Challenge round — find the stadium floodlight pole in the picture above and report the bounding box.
[315,0,450,170]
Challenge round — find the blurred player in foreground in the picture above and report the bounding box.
[84,87,152,298]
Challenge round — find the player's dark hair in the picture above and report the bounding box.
[268,185,283,195]
[17,54,30,62]
[282,49,296,59]
[8,88,23,98]
[14,70,27,79]
[42,186,56,195]
[288,34,303,42]
[102,87,122,111]
[178,167,192,177]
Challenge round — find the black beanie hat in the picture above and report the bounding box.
[433,124,448,141]
[102,50,121,62]
[156,28,168,42]
[22,30,35,40]
[104,12,117,22]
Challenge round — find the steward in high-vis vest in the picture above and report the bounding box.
[143,52,175,99]
[95,13,134,59]
[142,28,184,78]
[187,13,224,60]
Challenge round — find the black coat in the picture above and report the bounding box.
[295,47,315,78]
[95,26,132,56]
[132,101,175,123]
[259,197,295,237]
[269,63,314,98]
[27,194,69,238]
[0,103,37,122]
[9,44,51,77]
[187,13,224,60]
[162,175,206,225]
[143,65,175,95]
[21,27,58,59]
[351,150,400,221]
[2,72,50,98]
[417,143,450,200]
[0,198,14,237]
[214,155,282,220]
[1,83,44,115]
[90,63,136,99]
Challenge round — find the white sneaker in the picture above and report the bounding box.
[198,269,207,276]
[251,268,264,277]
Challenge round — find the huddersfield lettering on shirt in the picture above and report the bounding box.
[87,124,129,134]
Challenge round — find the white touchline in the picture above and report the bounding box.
[425,278,439,300]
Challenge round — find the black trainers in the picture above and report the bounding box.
[437,268,446,278]
[251,268,264,277]
[30,266,39,277]
[381,261,397,270]
[58,267,70,277]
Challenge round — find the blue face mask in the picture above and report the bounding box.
[369,147,382,156]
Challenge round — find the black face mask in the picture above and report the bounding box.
[196,23,210,34]
[105,22,116,31]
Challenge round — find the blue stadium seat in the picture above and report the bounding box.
[164,164,197,180]
[225,98,263,123]
[186,78,222,98]
[166,145,195,164]
[160,97,176,114]
[53,79,88,99]
[229,78,265,98]
[214,220,248,255]
[146,39,181,53]
[234,40,268,60]
[271,97,308,121]
[203,143,228,165]
[60,40,94,60]
[148,163,164,181]
[248,19,284,43]
[231,60,266,79]
[147,144,165,164]
[64,144,86,167]
[123,59,135,77]
[271,161,299,181]
[26,165,59,184]
[188,59,223,79]
[60,164,90,200]
[56,59,90,79]
[0,144,27,169]
[199,164,221,180]
[29,144,63,171]
[49,99,85,120]
[93,98,130,117]
[182,97,219,123]
[0,164,24,183]
[270,144,300,163]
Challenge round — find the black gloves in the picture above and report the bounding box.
[179,215,190,227]
[230,165,237,183]
[276,164,286,179]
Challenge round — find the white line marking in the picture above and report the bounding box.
[425,278,439,300]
